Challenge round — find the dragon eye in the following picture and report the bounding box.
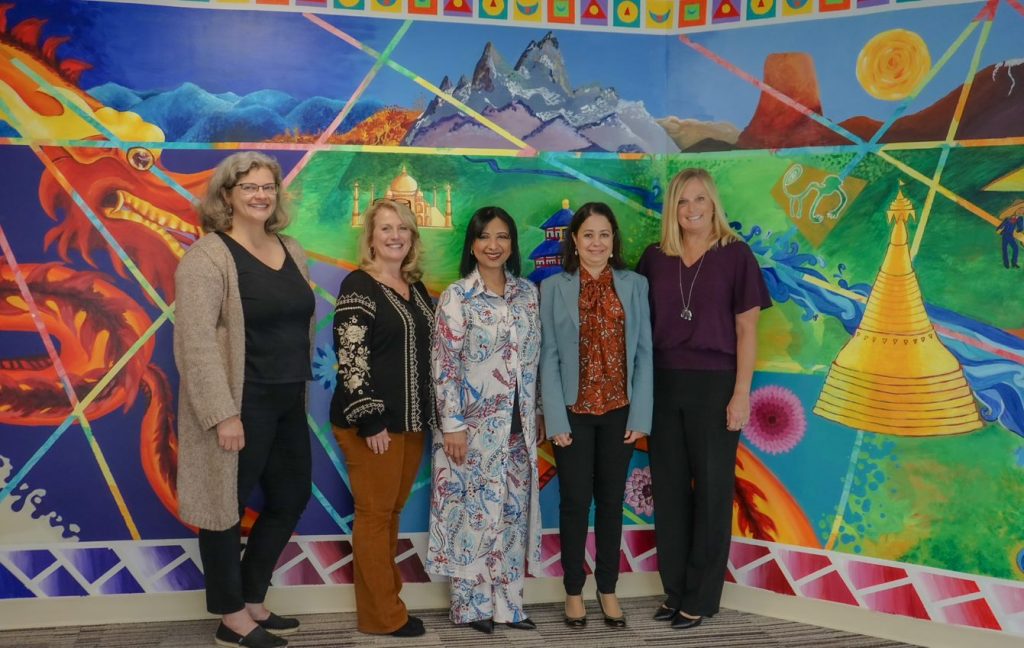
[126,147,154,171]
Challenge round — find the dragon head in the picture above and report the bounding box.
[1,4,211,301]
[38,146,209,301]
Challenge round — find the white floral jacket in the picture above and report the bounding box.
[425,268,543,579]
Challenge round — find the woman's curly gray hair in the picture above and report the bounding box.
[198,152,290,234]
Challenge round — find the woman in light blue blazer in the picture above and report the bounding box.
[539,202,653,630]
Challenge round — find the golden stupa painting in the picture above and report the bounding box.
[813,183,982,436]
[350,165,452,229]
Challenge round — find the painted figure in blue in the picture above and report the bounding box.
[997,210,1023,269]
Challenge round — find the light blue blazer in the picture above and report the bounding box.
[539,268,654,438]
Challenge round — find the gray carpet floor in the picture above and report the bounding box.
[0,596,916,647]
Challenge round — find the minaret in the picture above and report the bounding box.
[444,183,452,228]
[813,183,982,436]
[352,181,361,227]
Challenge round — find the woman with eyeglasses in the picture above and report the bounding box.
[175,152,314,648]
[540,202,652,629]
[636,168,771,631]
[330,199,434,638]
[427,207,543,634]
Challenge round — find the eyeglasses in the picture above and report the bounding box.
[234,183,278,196]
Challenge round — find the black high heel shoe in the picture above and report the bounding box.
[466,619,494,634]
[564,595,587,629]
[596,592,626,628]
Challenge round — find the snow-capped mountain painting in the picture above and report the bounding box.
[87,82,383,142]
[403,33,678,154]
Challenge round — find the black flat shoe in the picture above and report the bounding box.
[653,603,679,621]
[671,613,703,630]
[506,618,536,630]
[214,623,287,648]
[466,619,494,634]
[390,617,426,637]
[596,593,626,628]
[255,612,300,636]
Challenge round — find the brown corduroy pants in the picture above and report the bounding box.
[334,426,425,634]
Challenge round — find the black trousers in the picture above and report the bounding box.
[198,381,312,615]
[649,369,739,616]
[553,406,634,595]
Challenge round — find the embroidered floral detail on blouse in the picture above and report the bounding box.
[336,315,370,394]
[743,385,806,455]
[624,466,653,516]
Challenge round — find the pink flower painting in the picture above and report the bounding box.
[624,466,654,516]
[743,385,807,455]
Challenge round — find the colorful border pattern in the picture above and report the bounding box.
[3,532,1023,636]
[90,0,975,34]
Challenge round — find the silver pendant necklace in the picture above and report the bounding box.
[678,251,707,320]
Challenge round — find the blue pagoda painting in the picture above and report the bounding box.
[528,199,573,283]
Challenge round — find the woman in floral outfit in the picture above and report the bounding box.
[427,206,544,634]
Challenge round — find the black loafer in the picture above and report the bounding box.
[390,616,426,637]
[466,619,495,634]
[214,623,287,647]
[255,612,300,636]
[506,618,536,630]
[653,604,679,621]
[671,613,703,630]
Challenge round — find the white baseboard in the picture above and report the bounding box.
[0,574,1016,648]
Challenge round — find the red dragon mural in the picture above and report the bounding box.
[0,3,210,524]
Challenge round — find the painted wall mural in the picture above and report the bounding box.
[1,0,1023,637]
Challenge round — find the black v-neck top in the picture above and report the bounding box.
[217,232,315,383]
[329,269,436,437]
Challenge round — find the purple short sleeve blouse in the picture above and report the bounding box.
[636,242,771,371]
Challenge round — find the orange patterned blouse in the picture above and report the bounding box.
[570,267,629,415]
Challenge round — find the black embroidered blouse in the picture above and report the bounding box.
[329,269,436,438]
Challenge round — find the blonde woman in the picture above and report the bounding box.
[636,168,771,630]
[175,152,313,648]
[330,199,434,638]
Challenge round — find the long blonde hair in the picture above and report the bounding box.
[660,168,739,257]
[357,199,424,283]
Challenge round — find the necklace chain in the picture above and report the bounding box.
[677,251,707,321]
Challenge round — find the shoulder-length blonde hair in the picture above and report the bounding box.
[199,152,290,234]
[358,199,424,284]
[660,167,739,257]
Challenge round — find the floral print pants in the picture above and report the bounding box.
[449,433,531,624]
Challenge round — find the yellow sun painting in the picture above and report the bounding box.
[856,29,931,101]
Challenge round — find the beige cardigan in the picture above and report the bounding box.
[173,233,313,530]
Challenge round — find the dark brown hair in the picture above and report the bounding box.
[561,202,626,273]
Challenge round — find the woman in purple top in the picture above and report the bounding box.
[636,168,771,630]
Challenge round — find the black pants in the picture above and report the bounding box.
[553,406,634,595]
[198,381,312,615]
[649,369,739,616]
